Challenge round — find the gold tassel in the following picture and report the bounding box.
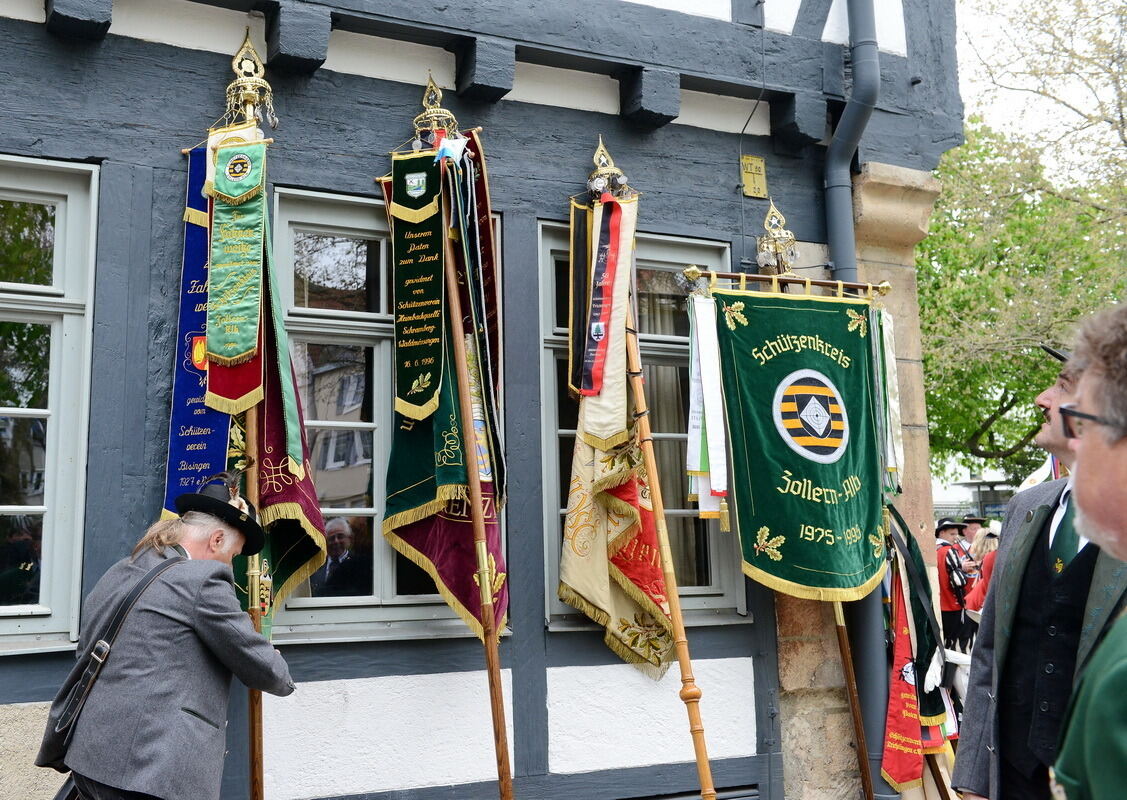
[719,498,730,532]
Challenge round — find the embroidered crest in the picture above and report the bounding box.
[224,152,252,182]
[405,171,427,198]
[772,368,850,464]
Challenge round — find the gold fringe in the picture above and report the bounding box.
[204,385,264,415]
[880,770,923,793]
[259,503,328,611]
[389,197,440,224]
[384,528,492,642]
[608,563,675,634]
[741,559,889,602]
[713,287,872,307]
[207,347,260,367]
[394,391,441,421]
[381,484,468,536]
[286,458,306,481]
[160,507,179,521]
[918,712,947,726]
[183,208,209,228]
[557,581,671,680]
[205,182,264,206]
[557,582,610,626]
[579,428,630,451]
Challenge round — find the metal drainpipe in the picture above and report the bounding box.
[825,0,896,797]
[824,0,880,283]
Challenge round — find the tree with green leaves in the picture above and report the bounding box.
[918,119,1126,484]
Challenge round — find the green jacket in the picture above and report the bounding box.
[1052,611,1127,800]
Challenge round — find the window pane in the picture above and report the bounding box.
[651,438,691,511]
[666,515,711,587]
[292,232,380,314]
[311,429,373,507]
[0,514,43,606]
[310,515,374,597]
[553,255,569,331]
[395,551,438,596]
[555,356,578,431]
[0,200,54,286]
[558,434,574,510]
[636,268,689,337]
[0,321,51,409]
[0,417,47,506]
[641,362,689,434]
[292,342,373,423]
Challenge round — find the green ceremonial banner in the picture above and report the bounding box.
[713,289,886,600]
[207,141,266,366]
[389,151,445,421]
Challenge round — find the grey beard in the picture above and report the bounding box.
[1075,505,1127,561]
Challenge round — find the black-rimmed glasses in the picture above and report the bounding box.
[1060,402,1116,439]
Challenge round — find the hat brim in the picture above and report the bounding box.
[175,493,266,556]
[1040,344,1070,363]
[962,517,986,524]
[936,522,967,533]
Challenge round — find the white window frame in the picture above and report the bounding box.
[270,187,499,642]
[538,222,748,627]
[0,155,97,654]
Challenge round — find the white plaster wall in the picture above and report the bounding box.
[262,669,514,800]
[110,0,269,58]
[678,89,771,135]
[509,63,621,116]
[620,0,733,22]
[823,0,909,56]
[547,656,756,774]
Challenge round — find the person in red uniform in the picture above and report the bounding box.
[936,517,975,650]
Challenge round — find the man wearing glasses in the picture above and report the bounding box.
[1051,306,1127,800]
[953,345,1127,800]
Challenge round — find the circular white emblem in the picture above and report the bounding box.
[224,153,252,182]
[772,369,850,464]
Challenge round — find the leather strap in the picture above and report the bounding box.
[55,556,185,737]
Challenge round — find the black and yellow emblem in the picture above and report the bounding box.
[224,152,252,182]
[772,369,849,464]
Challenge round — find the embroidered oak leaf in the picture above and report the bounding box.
[869,533,885,559]
[407,371,433,396]
[472,553,507,597]
[846,308,868,338]
[722,301,749,330]
[754,525,785,561]
[617,612,672,661]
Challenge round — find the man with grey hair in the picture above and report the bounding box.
[954,345,1127,800]
[1050,305,1127,800]
[37,481,295,800]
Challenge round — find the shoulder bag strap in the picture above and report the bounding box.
[55,556,186,736]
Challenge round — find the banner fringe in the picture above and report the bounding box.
[258,501,328,611]
[205,183,263,206]
[579,428,631,452]
[557,582,611,626]
[880,769,923,793]
[204,386,264,415]
[385,529,497,643]
[395,392,442,421]
[741,559,888,602]
[381,484,468,536]
[207,349,260,367]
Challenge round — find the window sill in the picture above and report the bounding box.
[547,607,753,633]
[0,636,77,657]
[270,617,513,646]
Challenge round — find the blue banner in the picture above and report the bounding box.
[162,149,231,513]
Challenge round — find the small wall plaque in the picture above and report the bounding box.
[740,155,768,198]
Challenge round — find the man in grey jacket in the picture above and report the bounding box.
[952,349,1127,799]
[37,482,295,800]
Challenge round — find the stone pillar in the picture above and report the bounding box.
[774,161,942,800]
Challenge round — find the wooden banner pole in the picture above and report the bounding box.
[833,600,875,800]
[440,186,514,800]
[623,303,717,800]
[244,406,265,800]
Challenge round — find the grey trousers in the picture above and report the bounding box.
[73,773,162,800]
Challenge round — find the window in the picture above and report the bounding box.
[0,156,97,651]
[540,223,746,623]
[270,188,471,640]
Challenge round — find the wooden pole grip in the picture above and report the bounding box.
[624,306,716,800]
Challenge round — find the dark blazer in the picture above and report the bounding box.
[37,546,294,800]
[952,479,1127,797]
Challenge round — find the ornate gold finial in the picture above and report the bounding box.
[225,29,277,128]
[412,74,459,139]
[587,135,630,196]
[756,199,799,275]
